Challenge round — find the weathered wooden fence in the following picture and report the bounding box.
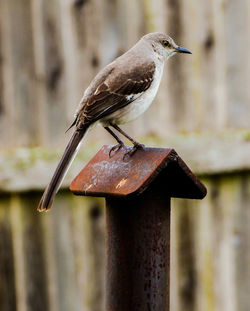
[0,0,249,310]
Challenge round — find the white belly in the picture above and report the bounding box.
[101,62,164,125]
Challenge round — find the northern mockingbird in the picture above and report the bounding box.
[38,32,191,211]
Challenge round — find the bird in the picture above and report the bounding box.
[38,32,191,212]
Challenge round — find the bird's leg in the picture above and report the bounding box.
[110,123,145,147]
[104,126,125,157]
[109,123,145,159]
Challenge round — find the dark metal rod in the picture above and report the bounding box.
[106,189,170,311]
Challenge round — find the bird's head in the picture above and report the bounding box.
[142,32,192,60]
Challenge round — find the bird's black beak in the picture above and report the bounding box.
[176,46,192,54]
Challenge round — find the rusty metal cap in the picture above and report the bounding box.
[70,145,207,199]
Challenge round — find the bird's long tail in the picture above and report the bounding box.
[38,126,88,212]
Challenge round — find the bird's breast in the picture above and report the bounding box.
[102,62,164,125]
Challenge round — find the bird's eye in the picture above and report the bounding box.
[162,40,171,48]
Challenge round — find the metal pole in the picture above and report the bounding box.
[106,191,170,310]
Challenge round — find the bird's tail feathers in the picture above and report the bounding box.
[38,126,88,212]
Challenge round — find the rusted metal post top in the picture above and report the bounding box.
[70,145,207,200]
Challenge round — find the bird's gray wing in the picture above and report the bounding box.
[75,61,155,126]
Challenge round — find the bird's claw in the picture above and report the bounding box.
[109,143,124,158]
[123,143,145,160]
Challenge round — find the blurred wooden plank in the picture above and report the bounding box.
[0,195,17,311]
[225,0,250,128]
[175,0,202,133]
[0,0,39,146]
[9,195,27,311]
[212,0,227,130]
[171,199,197,311]
[166,0,185,132]
[49,194,80,311]
[234,174,250,311]
[99,0,122,65]
[193,179,216,311]
[21,194,49,311]
[1,133,250,191]
[40,207,60,311]
[33,0,68,146]
[9,194,50,311]
[195,0,217,132]
[0,0,16,147]
[30,0,49,145]
[71,196,105,311]
[0,21,4,138]
[211,176,239,311]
